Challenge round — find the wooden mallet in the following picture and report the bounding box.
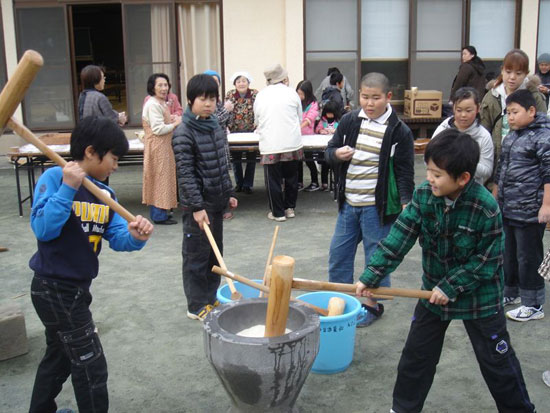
[0,50,137,223]
[264,255,294,337]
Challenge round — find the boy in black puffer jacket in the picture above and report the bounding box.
[172,74,238,321]
[495,89,550,322]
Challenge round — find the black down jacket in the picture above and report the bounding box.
[172,122,234,212]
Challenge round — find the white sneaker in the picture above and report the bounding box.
[285,208,295,218]
[506,305,544,322]
[542,370,550,388]
[503,296,521,306]
[267,212,286,222]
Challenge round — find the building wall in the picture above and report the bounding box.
[222,0,303,93]
[520,0,539,74]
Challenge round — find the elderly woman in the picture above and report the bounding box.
[78,65,127,125]
[142,73,182,224]
[225,71,258,194]
[142,74,183,117]
[254,64,303,222]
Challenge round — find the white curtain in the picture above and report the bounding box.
[177,3,221,94]
[151,4,172,75]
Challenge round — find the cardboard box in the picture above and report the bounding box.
[404,90,442,118]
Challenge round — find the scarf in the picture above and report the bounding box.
[183,106,219,133]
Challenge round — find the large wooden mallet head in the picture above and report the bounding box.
[0,50,43,135]
[0,50,136,222]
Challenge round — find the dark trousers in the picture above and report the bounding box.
[264,161,299,218]
[29,276,108,413]
[299,160,329,185]
[181,210,223,312]
[392,302,534,413]
[232,150,256,188]
[503,221,546,306]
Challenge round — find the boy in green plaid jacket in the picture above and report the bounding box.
[356,130,535,413]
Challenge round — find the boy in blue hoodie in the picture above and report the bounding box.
[28,117,153,413]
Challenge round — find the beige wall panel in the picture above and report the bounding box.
[520,0,539,74]
[222,0,304,93]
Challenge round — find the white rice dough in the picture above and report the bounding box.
[236,324,292,337]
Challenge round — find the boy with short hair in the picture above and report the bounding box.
[356,130,535,412]
[495,88,550,321]
[29,117,154,413]
[325,72,415,326]
[172,74,238,321]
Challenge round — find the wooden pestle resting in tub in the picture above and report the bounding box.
[212,266,329,316]
[264,255,294,337]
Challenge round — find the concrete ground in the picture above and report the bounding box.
[0,156,549,412]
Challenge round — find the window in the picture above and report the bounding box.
[538,0,550,60]
[16,7,74,129]
[470,0,516,81]
[305,0,359,106]
[361,0,408,100]
[410,0,463,101]
[123,3,177,126]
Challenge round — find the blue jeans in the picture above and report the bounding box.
[328,203,392,286]
[150,206,169,222]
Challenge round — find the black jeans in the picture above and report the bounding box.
[30,276,108,413]
[181,210,223,312]
[392,302,534,413]
[232,150,256,189]
[503,220,546,306]
[264,160,300,218]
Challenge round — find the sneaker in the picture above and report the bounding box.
[321,184,329,192]
[153,218,177,225]
[506,305,544,322]
[242,187,253,194]
[297,183,304,191]
[267,212,286,222]
[187,304,214,321]
[357,303,384,328]
[503,296,521,306]
[543,370,550,388]
[285,208,295,218]
[303,183,320,192]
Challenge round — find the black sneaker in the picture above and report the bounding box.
[304,183,320,192]
[243,187,253,194]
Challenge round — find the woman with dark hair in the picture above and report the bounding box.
[142,74,183,117]
[450,46,486,101]
[78,65,127,125]
[296,80,320,191]
[142,73,182,224]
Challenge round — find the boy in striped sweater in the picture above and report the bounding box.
[325,72,415,326]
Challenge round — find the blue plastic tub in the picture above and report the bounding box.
[296,291,366,374]
[217,279,264,304]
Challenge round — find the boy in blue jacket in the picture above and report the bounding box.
[28,117,153,413]
[495,89,550,321]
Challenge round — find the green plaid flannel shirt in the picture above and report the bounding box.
[360,180,504,320]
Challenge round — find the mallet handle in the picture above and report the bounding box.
[203,224,238,294]
[292,278,433,300]
[0,50,43,133]
[7,118,136,222]
[211,265,329,316]
[260,225,279,298]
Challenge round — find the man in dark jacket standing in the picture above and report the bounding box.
[325,72,415,326]
[172,74,238,321]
